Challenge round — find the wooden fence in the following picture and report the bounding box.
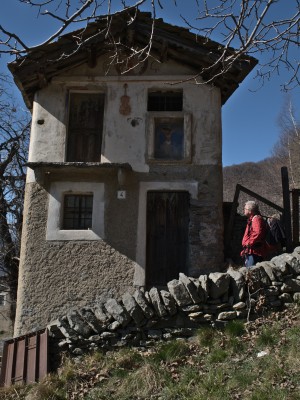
[224,167,300,258]
[0,329,48,387]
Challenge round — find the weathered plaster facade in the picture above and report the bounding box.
[9,12,256,335]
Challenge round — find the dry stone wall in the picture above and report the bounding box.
[48,247,300,358]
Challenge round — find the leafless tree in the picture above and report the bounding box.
[273,98,300,188]
[0,1,299,90]
[0,74,30,317]
[224,99,300,220]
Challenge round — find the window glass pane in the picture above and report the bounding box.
[63,194,93,230]
[148,91,183,111]
[63,218,74,229]
[84,196,93,208]
[65,196,76,208]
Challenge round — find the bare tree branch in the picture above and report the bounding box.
[0,1,299,89]
[0,74,30,320]
[191,0,300,90]
[273,97,300,188]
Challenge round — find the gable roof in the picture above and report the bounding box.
[8,10,257,108]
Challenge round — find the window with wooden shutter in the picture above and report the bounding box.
[67,93,105,162]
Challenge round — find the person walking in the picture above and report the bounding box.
[241,200,267,267]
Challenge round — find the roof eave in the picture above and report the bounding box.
[8,11,258,107]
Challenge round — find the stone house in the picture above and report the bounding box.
[8,11,256,335]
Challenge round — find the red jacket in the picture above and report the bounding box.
[241,214,268,258]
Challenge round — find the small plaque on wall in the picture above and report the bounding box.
[117,190,126,199]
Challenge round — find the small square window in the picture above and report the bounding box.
[148,91,183,111]
[47,182,104,241]
[63,194,93,230]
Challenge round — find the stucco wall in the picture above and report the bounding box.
[28,57,222,174]
[15,180,138,335]
[15,164,223,335]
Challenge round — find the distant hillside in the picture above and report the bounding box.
[223,157,285,217]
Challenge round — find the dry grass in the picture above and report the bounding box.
[1,305,300,399]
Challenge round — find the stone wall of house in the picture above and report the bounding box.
[47,248,300,359]
[15,163,223,336]
[14,182,137,336]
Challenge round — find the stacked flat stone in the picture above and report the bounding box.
[48,247,300,355]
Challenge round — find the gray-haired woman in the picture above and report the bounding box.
[241,201,268,267]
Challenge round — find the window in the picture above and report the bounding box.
[63,194,93,230]
[46,182,104,241]
[147,91,191,163]
[67,93,105,162]
[148,91,183,111]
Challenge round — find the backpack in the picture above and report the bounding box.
[265,217,286,247]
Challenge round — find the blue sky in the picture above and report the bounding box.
[1,1,299,167]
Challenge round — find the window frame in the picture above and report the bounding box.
[46,182,104,241]
[66,91,105,162]
[63,194,94,230]
[147,90,183,112]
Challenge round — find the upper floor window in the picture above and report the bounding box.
[67,92,105,162]
[147,91,183,111]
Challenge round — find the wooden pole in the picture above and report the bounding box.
[292,189,300,246]
[281,167,293,252]
[235,184,284,213]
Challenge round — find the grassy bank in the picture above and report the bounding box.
[1,305,300,400]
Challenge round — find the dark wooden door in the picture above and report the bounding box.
[146,191,190,287]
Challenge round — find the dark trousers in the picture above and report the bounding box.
[245,254,263,268]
